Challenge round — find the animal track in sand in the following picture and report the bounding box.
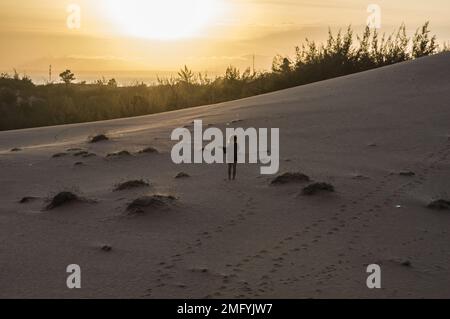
[148,190,263,297]
[209,212,344,297]
[380,142,450,209]
[148,142,450,297]
[337,140,450,257]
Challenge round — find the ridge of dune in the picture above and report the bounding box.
[0,52,449,298]
[0,52,448,152]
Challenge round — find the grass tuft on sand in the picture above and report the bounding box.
[271,172,310,185]
[126,195,176,215]
[302,182,335,195]
[175,172,190,179]
[107,150,131,157]
[18,196,38,204]
[46,192,83,210]
[138,147,159,154]
[114,180,150,191]
[52,152,68,158]
[399,171,415,177]
[427,199,450,210]
[89,134,109,143]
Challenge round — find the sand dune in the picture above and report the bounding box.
[0,53,449,298]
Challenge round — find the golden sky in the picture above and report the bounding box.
[1,0,449,83]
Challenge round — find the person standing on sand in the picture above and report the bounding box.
[226,135,239,180]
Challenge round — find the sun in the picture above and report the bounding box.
[106,0,222,40]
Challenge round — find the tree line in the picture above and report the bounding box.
[0,22,446,131]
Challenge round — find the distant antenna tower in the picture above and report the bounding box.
[252,54,255,75]
[49,65,52,83]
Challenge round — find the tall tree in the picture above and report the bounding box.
[59,69,76,84]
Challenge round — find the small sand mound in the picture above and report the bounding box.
[10,147,22,152]
[46,192,82,210]
[427,199,450,210]
[52,152,68,158]
[352,174,370,180]
[138,147,159,154]
[190,267,209,273]
[114,180,150,191]
[19,196,38,204]
[175,172,190,179]
[228,119,243,125]
[126,195,176,215]
[107,150,131,158]
[401,260,412,267]
[399,171,415,177]
[89,134,109,143]
[82,152,96,158]
[271,172,310,185]
[73,151,89,157]
[74,162,84,166]
[101,245,112,252]
[302,182,335,195]
[67,148,83,152]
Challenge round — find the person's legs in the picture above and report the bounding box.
[232,163,237,180]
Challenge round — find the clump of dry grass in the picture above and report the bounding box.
[107,150,131,158]
[427,199,450,210]
[73,151,89,157]
[46,192,82,210]
[271,172,310,185]
[138,147,159,154]
[114,180,150,191]
[175,172,190,179]
[399,171,415,177]
[302,182,335,195]
[126,194,176,215]
[19,196,38,204]
[52,152,68,158]
[89,134,109,143]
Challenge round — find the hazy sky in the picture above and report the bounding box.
[1,0,449,83]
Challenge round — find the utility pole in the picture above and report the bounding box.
[49,64,52,83]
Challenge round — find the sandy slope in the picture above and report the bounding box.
[0,53,449,298]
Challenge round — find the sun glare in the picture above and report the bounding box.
[106,0,222,40]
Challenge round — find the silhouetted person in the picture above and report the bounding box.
[226,135,238,180]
